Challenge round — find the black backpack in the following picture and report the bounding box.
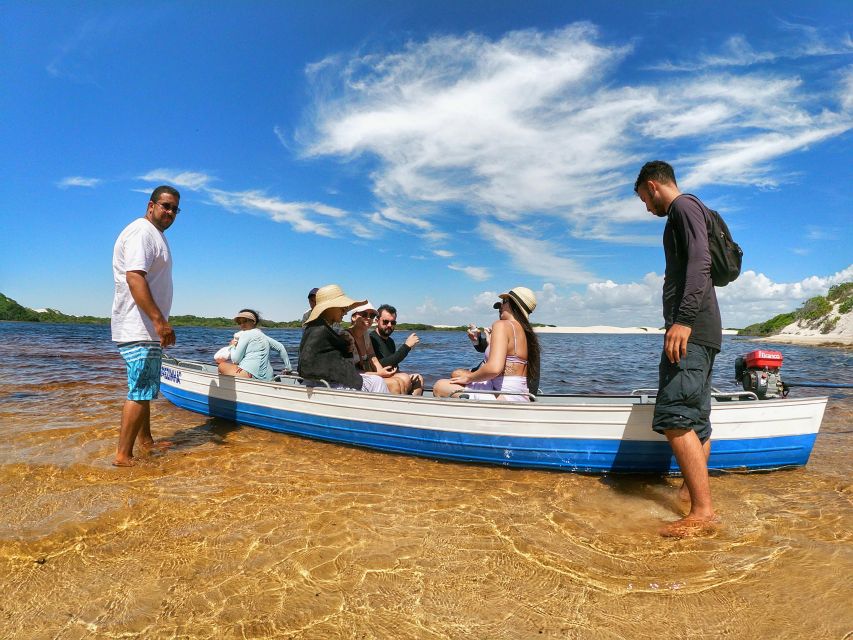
[682,194,743,287]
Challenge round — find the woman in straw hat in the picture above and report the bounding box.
[433,287,540,402]
[298,285,390,393]
[218,309,292,381]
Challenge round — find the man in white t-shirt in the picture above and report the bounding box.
[111,185,180,467]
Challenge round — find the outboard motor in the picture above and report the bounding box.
[734,349,786,399]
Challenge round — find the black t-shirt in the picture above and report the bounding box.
[663,194,722,351]
[370,331,411,368]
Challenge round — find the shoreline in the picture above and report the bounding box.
[753,333,853,348]
[533,326,740,335]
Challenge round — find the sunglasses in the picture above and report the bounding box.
[236,318,255,325]
[155,201,181,214]
[380,319,397,326]
[354,313,377,320]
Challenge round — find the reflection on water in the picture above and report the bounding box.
[0,322,851,638]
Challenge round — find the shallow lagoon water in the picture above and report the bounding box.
[1,322,851,638]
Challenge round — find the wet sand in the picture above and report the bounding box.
[1,326,851,638]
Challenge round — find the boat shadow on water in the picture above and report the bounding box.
[166,416,243,451]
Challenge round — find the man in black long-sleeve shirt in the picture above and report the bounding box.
[370,304,424,395]
[635,160,721,539]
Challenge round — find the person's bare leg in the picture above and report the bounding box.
[432,379,465,398]
[115,400,149,466]
[385,376,405,395]
[410,374,424,396]
[661,429,717,537]
[678,438,710,503]
[449,368,469,379]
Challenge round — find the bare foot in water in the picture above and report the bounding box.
[139,439,174,451]
[112,457,135,467]
[659,516,719,538]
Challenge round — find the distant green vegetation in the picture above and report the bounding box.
[0,292,478,331]
[169,315,303,329]
[0,293,107,324]
[739,281,853,336]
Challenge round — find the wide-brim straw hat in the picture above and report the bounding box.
[493,286,537,319]
[305,284,367,324]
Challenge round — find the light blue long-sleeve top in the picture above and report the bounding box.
[229,328,291,381]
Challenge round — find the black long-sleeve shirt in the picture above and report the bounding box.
[663,194,722,351]
[298,319,364,389]
[370,331,411,368]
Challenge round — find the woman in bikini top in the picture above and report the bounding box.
[433,286,540,398]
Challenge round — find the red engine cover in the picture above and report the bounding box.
[744,349,783,370]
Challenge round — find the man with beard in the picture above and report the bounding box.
[370,304,424,395]
[635,160,722,538]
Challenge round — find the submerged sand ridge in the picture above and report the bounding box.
[1,323,851,638]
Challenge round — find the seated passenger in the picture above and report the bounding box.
[214,331,243,364]
[449,323,490,379]
[345,302,416,395]
[433,287,540,402]
[218,309,292,380]
[370,304,424,396]
[298,285,389,393]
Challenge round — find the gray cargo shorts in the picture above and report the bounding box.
[652,342,718,443]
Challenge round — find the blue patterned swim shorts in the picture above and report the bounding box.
[118,341,163,401]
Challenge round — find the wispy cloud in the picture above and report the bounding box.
[304,25,853,282]
[206,189,342,237]
[448,264,491,281]
[649,27,853,72]
[136,167,370,238]
[138,169,214,191]
[479,220,595,284]
[57,176,101,189]
[433,249,454,258]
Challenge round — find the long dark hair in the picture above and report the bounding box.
[505,298,540,393]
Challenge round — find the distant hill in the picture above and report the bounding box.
[0,293,106,324]
[739,282,853,337]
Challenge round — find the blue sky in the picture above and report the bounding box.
[2,0,852,328]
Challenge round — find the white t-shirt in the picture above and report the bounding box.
[111,217,173,342]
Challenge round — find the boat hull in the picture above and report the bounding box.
[160,360,826,474]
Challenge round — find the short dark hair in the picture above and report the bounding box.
[376,304,397,317]
[634,161,676,194]
[239,308,261,325]
[150,185,181,203]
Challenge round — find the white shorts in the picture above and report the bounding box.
[327,374,390,394]
[465,375,530,402]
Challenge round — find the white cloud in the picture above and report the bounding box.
[521,265,853,329]
[57,176,100,188]
[206,188,343,237]
[841,65,853,111]
[479,220,595,284]
[448,264,490,281]
[303,26,853,282]
[138,169,214,191]
[433,249,454,258]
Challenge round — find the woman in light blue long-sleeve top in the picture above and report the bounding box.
[217,309,291,381]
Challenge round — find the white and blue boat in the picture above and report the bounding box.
[159,357,827,474]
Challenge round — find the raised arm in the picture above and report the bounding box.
[451,321,508,384]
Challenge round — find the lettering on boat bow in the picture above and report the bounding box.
[161,366,181,384]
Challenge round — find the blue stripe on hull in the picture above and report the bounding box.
[161,384,816,473]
